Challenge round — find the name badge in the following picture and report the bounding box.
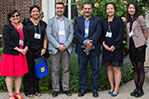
[34,33,41,39]
[105,31,112,38]
[19,40,24,46]
[129,31,134,37]
[85,29,89,35]
[59,31,65,35]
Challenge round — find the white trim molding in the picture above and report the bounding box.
[146,11,149,29]
[42,0,55,23]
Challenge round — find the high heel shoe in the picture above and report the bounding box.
[130,88,138,96]
[35,92,41,97]
[111,92,119,97]
[14,93,23,99]
[135,89,144,97]
[108,90,113,94]
[8,95,15,99]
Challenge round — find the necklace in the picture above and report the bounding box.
[30,18,39,25]
[12,23,23,30]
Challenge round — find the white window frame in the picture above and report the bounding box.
[65,0,76,19]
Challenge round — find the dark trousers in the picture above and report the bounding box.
[78,54,100,92]
[23,48,40,96]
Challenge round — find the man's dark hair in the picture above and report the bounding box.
[83,2,92,8]
[127,2,141,22]
[55,2,65,8]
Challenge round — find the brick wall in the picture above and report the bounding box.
[0,0,41,46]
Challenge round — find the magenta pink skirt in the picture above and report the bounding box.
[0,53,28,77]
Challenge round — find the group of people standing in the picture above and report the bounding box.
[0,1,148,99]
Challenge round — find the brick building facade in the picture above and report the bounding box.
[0,0,41,35]
[0,0,41,46]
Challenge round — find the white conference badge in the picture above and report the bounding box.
[19,40,24,46]
[105,31,112,38]
[129,31,134,37]
[34,33,41,39]
[85,29,89,35]
[59,30,65,35]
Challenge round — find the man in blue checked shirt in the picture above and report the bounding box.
[74,1,102,97]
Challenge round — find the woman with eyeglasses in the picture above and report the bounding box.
[22,5,47,98]
[102,2,124,97]
[0,10,28,99]
[126,2,148,97]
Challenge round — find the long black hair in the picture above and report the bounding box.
[127,2,141,22]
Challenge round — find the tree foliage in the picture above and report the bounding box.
[76,0,148,19]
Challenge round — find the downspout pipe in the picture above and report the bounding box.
[31,0,35,6]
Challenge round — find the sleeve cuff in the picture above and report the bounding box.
[83,40,87,45]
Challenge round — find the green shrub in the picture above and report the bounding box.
[38,52,133,93]
[0,49,133,93]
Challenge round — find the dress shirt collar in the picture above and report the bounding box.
[83,15,92,21]
[56,16,65,21]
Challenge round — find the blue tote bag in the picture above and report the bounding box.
[34,56,48,78]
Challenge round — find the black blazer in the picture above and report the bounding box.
[2,23,28,55]
[74,15,102,56]
[102,16,124,62]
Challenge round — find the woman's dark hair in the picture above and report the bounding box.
[105,2,116,11]
[29,5,40,14]
[7,10,20,23]
[127,2,141,22]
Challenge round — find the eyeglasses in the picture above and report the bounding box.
[11,14,20,18]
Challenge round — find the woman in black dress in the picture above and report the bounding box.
[102,2,124,97]
[22,5,47,98]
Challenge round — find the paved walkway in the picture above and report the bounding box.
[0,71,149,99]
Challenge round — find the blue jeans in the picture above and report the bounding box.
[78,54,99,92]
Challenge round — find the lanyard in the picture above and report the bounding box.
[130,20,134,32]
[34,22,41,34]
[108,22,112,32]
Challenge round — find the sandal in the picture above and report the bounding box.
[14,93,23,99]
[35,92,41,97]
[27,94,34,98]
[8,95,15,99]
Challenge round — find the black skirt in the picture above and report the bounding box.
[129,38,146,62]
[102,61,123,67]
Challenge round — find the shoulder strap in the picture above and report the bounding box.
[22,18,29,26]
[25,18,29,23]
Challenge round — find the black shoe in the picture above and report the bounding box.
[130,88,138,96]
[64,90,72,96]
[52,91,59,97]
[135,89,144,97]
[78,90,87,97]
[93,91,98,97]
